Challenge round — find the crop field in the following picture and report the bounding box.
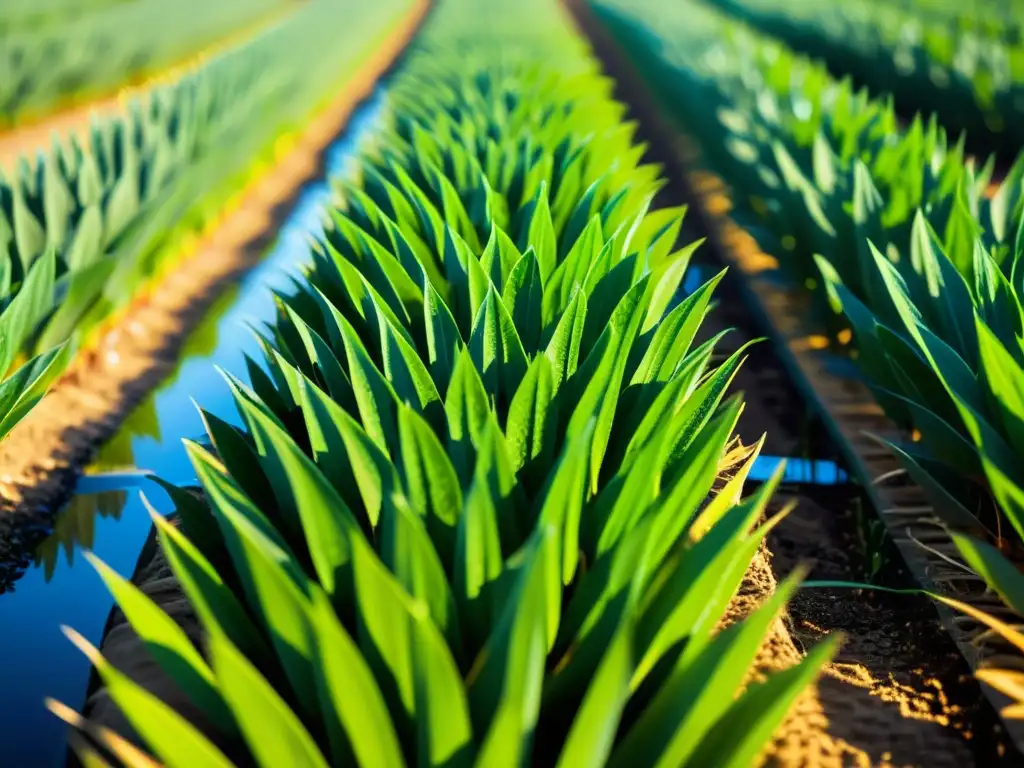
[2,0,1024,765]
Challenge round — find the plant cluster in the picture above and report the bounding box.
[704,0,1024,160]
[52,0,837,763]
[0,0,414,440]
[0,0,284,124]
[595,0,1024,667]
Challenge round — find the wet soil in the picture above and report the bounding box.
[566,0,1016,764]
[0,0,430,592]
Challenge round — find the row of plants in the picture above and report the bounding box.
[50,0,839,763]
[889,0,1024,40]
[591,0,1024,685]
[704,0,1024,163]
[0,0,417,443]
[0,0,288,125]
[0,0,129,35]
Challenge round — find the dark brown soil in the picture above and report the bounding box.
[0,0,430,592]
[565,0,1017,764]
[774,488,1014,766]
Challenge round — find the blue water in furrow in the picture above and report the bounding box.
[749,455,848,485]
[0,87,387,768]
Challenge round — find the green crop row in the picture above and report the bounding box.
[0,0,415,441]
[592,0,1024,635]
[0,0,289,125]
[703,0,1024,161]
[0,0,130,35]
[50,0,837,764]
[889,0,1024,39]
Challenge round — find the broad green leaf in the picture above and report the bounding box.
[379,492,460,649]
[543,216,604,324]
[505,354,557,480]
[502,247,543,353]
[454,471,506,648]
[332,308,401,456]
[199,409,273,518]
[544,286,587,391]
[307,588,405,768]
[351,536,474,768]
[0,247,56,377]
[878,437,983,532]
[186,441,319,712]
[641,240,702,334]
[397,403,462,535]
[84,552,231,732]
[446,348,492,483]
[374,294,443,416]
[630,269,725,385]
[975,316,1024,456]
[519,182,557,283]
[555,614,634,768]
[470,284,528,406]
[147,508,271,666]
[208,631,330,768]
[0,342,71,439]
[951,533,1024,615]
[636,471,789,682]
[568,278,651,491]
[684,636,840,768]
[237,397,361,598]
[538,423,593,587]
[470,529,555,762]
[480,224,522,293]
[12,185,45,269]
[299,377,398,530]
[610,570,805,767]
[62,629,233,768]
[422,275,462,397]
